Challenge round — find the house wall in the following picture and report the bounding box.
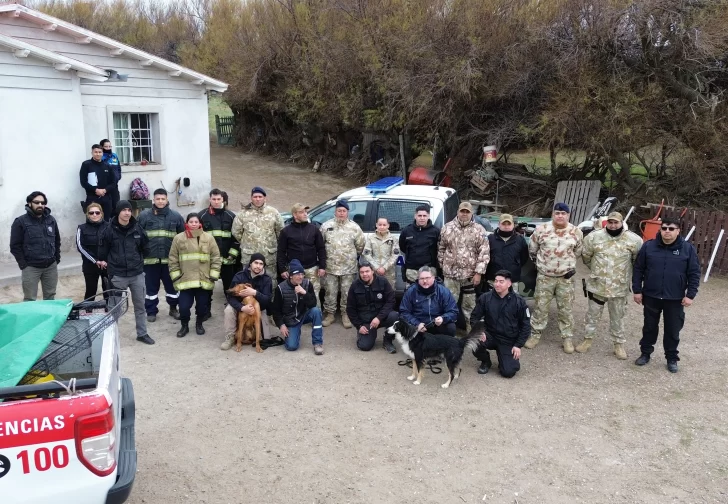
[0,47,86,261]
[0,16,214,262]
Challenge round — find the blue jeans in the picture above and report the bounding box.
[284,307,323,351]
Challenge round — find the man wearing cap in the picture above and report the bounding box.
[98,200,154,344]
[399,205,441,285]
[320,200,365,328]
[232,186,284,282]
[271,259,324,355]
[525,203,583,353]
[485,214,529,293]
[632,217,700,373]
[221,253,273,351]
[438,201,490,332]
[346,261,399,352]
[575,212,642,359]
[277,203,327,306]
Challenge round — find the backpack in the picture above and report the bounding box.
[129,178,149,200]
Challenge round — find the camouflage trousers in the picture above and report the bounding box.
[584,295,628,344]
[323,273,356,314]
[531,275,575,340]
[444,277,476,331]
[240,252,277,289]
[303,266,321,308]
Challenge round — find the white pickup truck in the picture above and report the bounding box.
[0,295,136,504]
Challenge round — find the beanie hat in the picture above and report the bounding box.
[288,259,304,275]
[554,202,570,213]
[251,186,267,197]
[249,252,266,266]
[335,199,349,210]
[116,200,132,215]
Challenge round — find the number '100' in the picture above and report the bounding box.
[17,446,69,473]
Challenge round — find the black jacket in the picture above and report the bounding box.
[76,219,109,264]
[633,234,700,300]
[10,206,61,269]
[98,216,150,278]
[485,230,529,282]
[226,267,272,312]
[271,279,317,328]
[346,275,396,329]
[277,220,326,273]
[469,289,531,348]
[398,219,440,274]
[137,205,185,260]
[79,158,115,197]
[199,206,238,259]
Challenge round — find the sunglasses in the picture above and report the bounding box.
[31,200,46,205]
[661,226,679,231]
[88,211,102,215]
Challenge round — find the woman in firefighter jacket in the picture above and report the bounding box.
[168,213,221,337]
[76,202,110,300]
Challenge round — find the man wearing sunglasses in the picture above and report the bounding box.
[632,217,700,373]
[10,191,61,301]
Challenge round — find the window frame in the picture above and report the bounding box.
[105,105,165,172]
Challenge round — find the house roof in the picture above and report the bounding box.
[0,3,228,92]
[0,32,109,80]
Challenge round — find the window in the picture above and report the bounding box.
[443,193,461,225]
[377,200,429,232]
[113,112,156,164]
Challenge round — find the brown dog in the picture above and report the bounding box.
[226,283,262,352]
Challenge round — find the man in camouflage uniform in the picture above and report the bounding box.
[232,186,284,284]
[321,200,365,328]
[438,201,490,333]
[525,202,583,353]
[576,212,642,359]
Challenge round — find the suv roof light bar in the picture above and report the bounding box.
[366,177,404,194]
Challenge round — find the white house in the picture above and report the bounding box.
[0,3,228,261]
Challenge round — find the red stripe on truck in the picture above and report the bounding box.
[0,394,109,450]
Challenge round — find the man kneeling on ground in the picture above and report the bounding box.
[399,266,459,336]
[222,253,273,351]
[346,261,399,352]
[271,259,324,355]
[469,269,531,378]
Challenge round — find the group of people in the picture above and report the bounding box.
[10,146,701,375]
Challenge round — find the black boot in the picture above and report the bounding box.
[382,335,396,354]
[196,319,205,335]
[177,322,189,338]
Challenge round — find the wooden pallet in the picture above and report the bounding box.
[554,180,601,224]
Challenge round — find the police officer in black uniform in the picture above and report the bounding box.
[346,261,398,352]
[469,269,531,378]
[398,204,440,284]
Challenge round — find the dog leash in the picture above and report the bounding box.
[397,358,443,374]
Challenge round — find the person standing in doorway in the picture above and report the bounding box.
[100,139,121,211]
[10,191,61,301]
[138,188,185,323]
[632,217,700,373]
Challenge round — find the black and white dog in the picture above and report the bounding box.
[386,318,479,388]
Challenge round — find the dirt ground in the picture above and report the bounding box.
[2,145,727,503]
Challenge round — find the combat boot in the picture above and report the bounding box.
[220,333,234,350]
[169,307,181,320]
[322,312,335,327]
[196,319,205,335]
[563,338,575,354]
[176,322,189,338]
[341,313,352,329]
[575,338,593,353]
[613,343,627,360]
[523,336,540,349]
